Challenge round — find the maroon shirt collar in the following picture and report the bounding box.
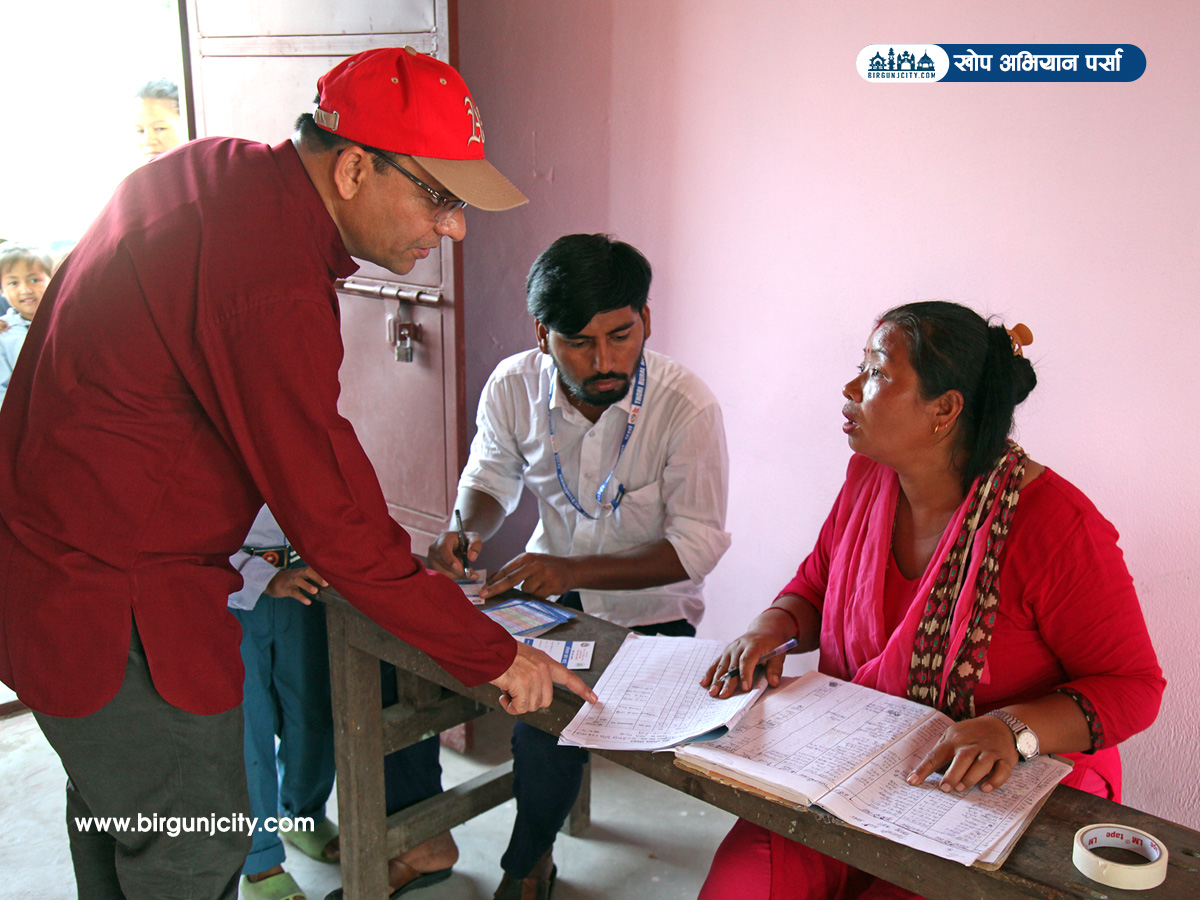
[269,139,359,282]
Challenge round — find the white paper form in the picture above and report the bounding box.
[558,634,767,751]
[522,638,595,670]
[820,716,1071,866]
[457,572,485,605]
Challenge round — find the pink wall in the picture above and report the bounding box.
[460,1,1200,827]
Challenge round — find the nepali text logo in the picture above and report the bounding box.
[857,44,1144,83]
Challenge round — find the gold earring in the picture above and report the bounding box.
[933,423,942,435]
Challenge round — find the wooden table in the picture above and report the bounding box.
[319,589,1200,900]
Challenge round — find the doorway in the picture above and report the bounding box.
[0,0,188,252]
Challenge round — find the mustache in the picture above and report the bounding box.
[584,372,629,386]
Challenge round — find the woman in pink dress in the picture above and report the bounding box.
[698,301,1164,900]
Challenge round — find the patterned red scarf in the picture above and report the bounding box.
[907,442,1028,720]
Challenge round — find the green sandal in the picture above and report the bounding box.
[280,816,339,863]
[241,872,307,900]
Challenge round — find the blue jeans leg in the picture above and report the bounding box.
[274,598,335,824]
[233,602,286,876]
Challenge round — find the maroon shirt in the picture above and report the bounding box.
[0,138,515,717]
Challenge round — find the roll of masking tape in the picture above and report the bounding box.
[1073,823,1168,890]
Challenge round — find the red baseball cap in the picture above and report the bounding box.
[314,46,528,211]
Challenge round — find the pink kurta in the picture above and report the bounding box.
[701,454,1164,900]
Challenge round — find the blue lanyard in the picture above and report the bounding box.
[547,358,646,520]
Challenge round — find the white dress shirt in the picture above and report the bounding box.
[461,348,730,627]
[227,506,287,611]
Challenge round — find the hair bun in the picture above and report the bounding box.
[992,323,1037,404]
[1012,354,1037,404]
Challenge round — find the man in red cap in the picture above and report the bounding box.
[0,46,594,900]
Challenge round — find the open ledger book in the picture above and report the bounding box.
[674,671,1073,868]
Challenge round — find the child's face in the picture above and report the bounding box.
[2,261,51,321]
[135,98,185,162]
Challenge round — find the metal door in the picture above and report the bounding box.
[183,0,464,552]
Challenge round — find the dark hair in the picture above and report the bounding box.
[878,300,1037,492]
[0,243,55,279]
[526,234,652,335]
[135,79,180,114]
[293,112,395,175]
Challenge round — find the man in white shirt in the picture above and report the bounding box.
[426,233,731,899]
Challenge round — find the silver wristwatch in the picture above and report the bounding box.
[987,709,1040,761]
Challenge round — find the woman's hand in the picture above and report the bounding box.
[701,597,820,699]
[701,630,789,698]
[907,713,1019,793]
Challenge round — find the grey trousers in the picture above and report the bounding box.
[34,621,251,900]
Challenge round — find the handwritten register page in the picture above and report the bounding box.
[815,708,1068,866]
[558,634,767,751]
[675,672,1072,867]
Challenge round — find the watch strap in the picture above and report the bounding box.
[986,709,1039,760]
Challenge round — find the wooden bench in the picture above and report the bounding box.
[319,588,1200,900]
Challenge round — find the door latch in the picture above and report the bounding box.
[386,317,422,363]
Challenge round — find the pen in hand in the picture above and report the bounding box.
[720,637,800,681]
[454,509,473,578]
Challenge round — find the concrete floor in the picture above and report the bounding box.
[0,706,732,900]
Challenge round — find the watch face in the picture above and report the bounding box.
[1016,730,1039,759]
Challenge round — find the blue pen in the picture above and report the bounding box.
[720,637,800,681]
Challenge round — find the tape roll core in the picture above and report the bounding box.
[1072,823,1168,890]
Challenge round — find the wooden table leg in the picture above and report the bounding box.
[326,602,389,900]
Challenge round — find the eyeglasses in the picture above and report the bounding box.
[372,153,467,224]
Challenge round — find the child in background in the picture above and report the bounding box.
[230,505,339,900]
[0,243,54,406]
[0,238,6,321]
[134,79,186,164]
